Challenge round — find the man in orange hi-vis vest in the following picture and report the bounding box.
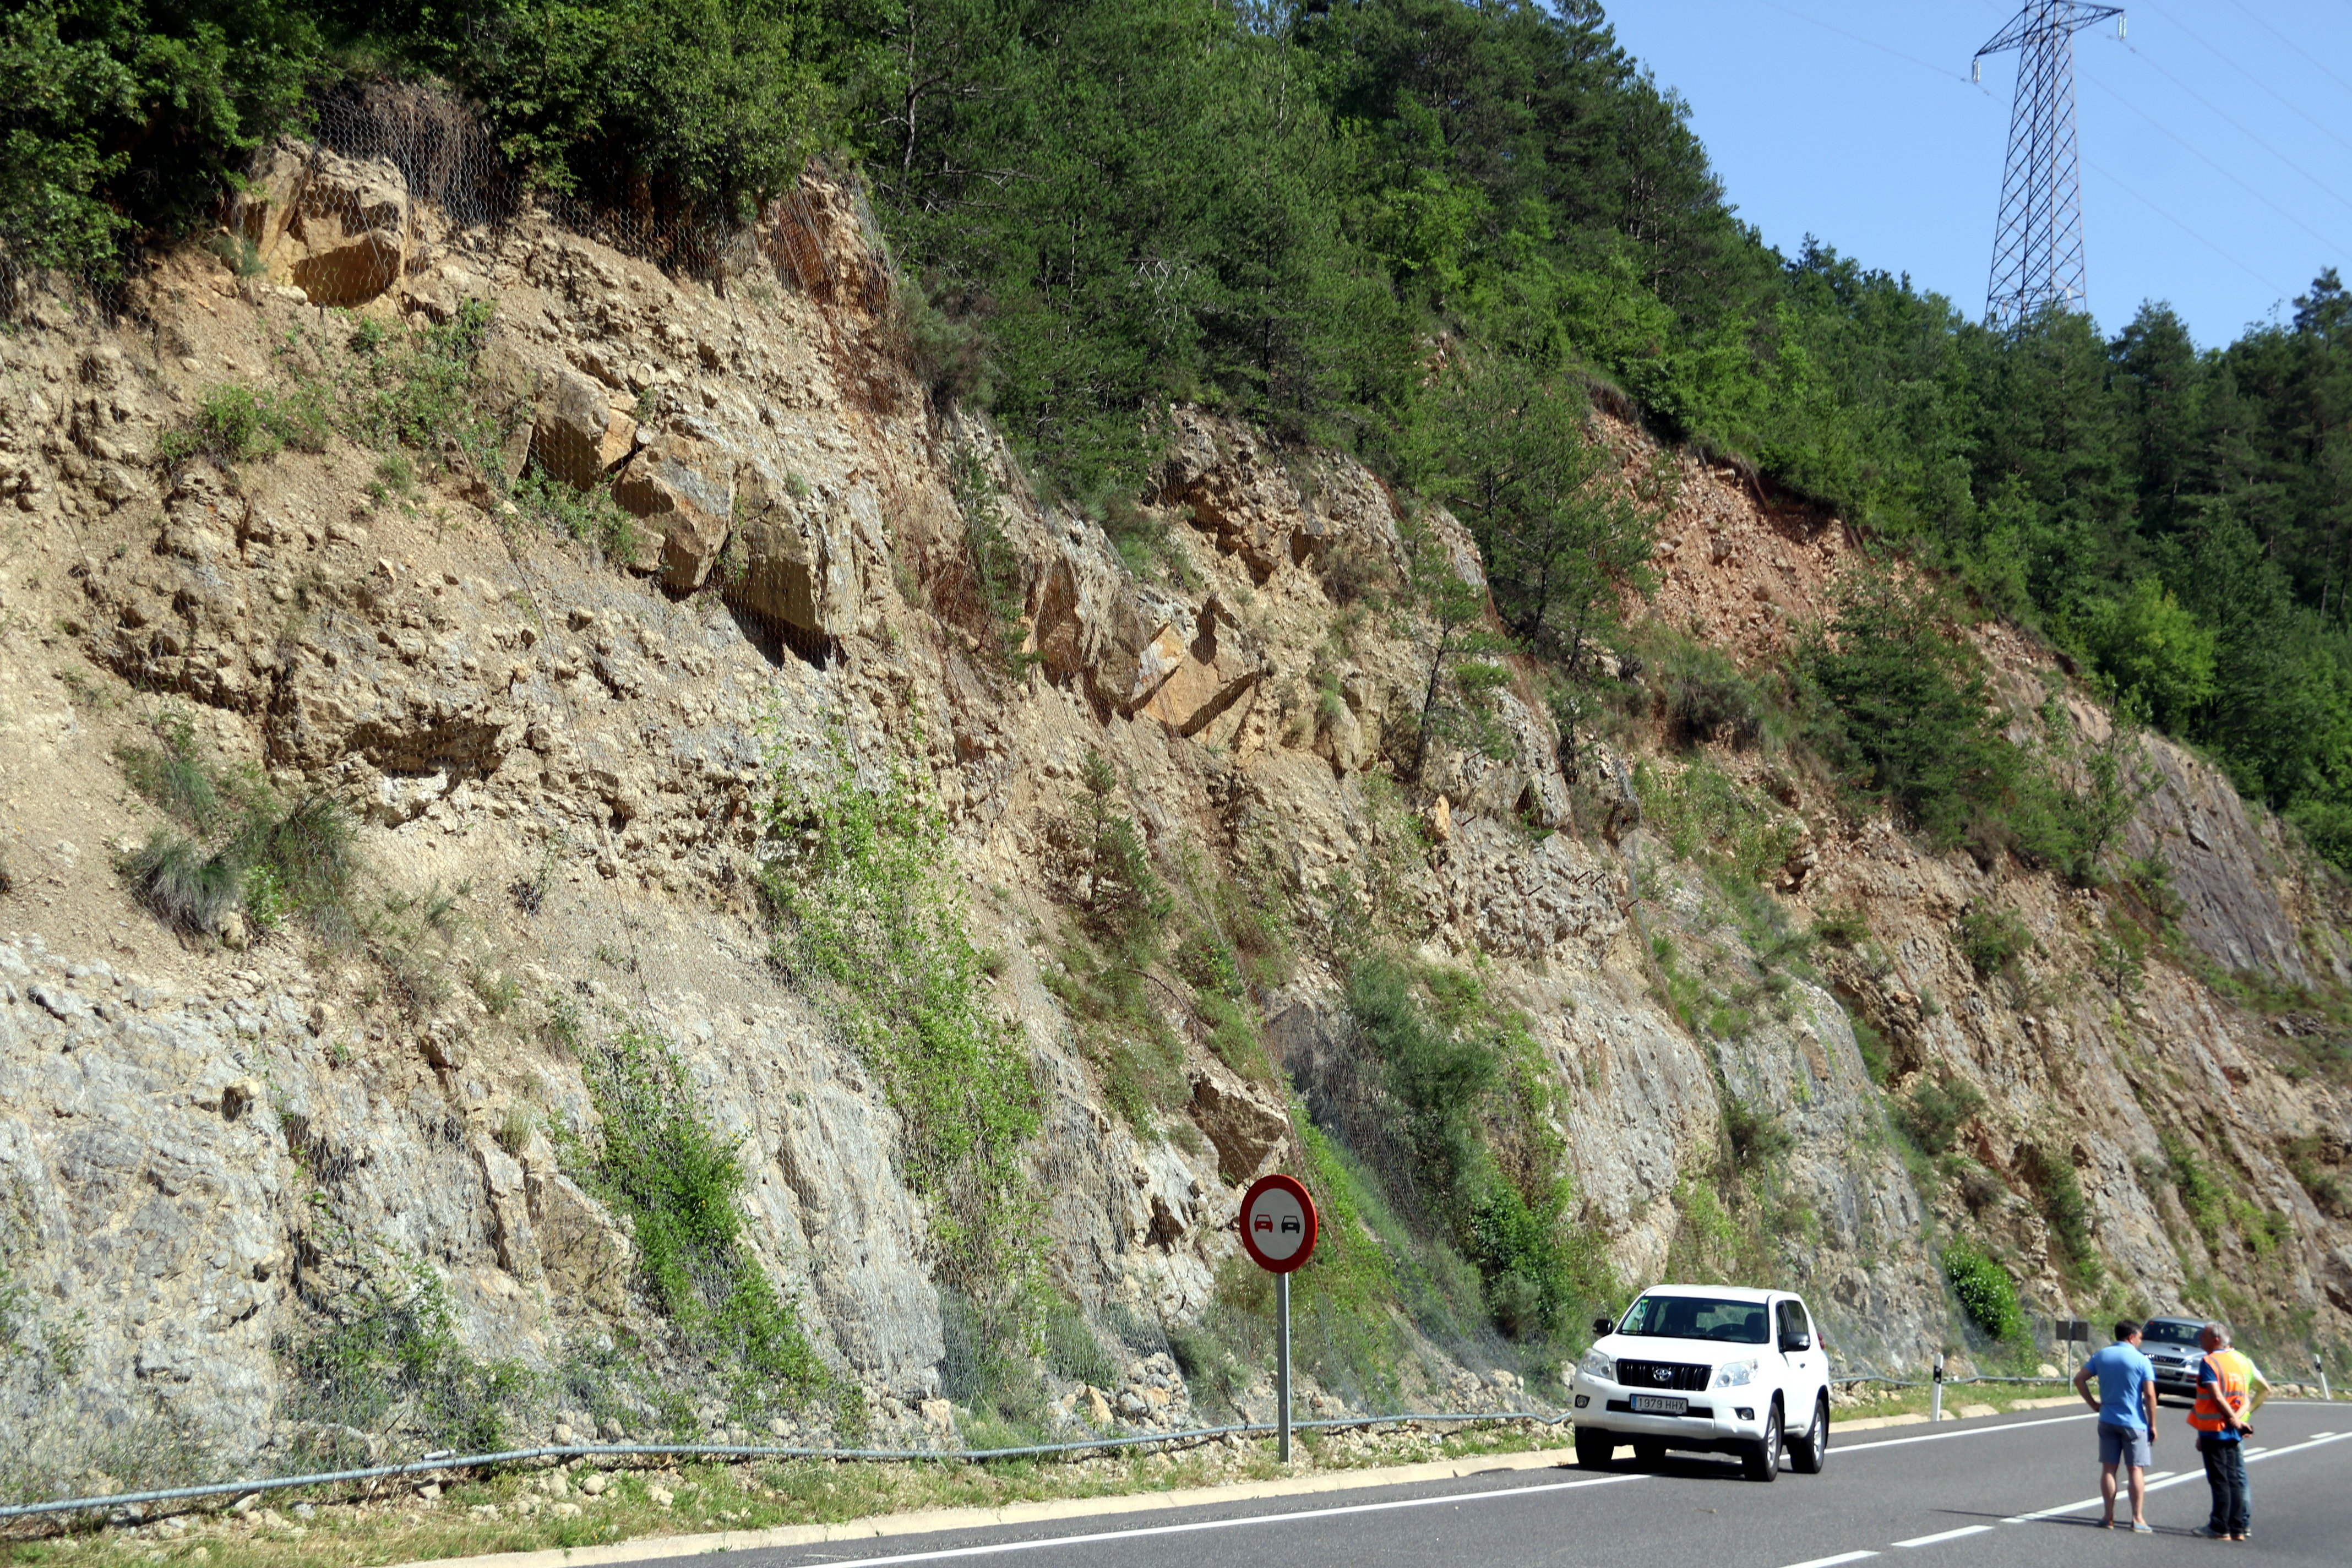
[2188,1321,2271,1541]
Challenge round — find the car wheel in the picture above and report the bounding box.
[1742,1400,1783,1482]
[1788,1394,1828,1474]
[1574,1428,1615,1470]
[1632,1439,1667,1468]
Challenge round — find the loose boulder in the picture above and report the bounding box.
[613,434,735,590]
[239,141,412,307]
[1137,598,1260,736]
[531,368,635,491]
[1188,1068,1289,1183]
[729,462,862,638]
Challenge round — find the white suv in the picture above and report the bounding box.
[1570,1285,1831,1482]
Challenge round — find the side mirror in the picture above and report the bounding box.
[1593,1316,1615,1338]
[1780,1331,1811,1353]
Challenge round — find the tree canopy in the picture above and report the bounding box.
[7,0,2352,861]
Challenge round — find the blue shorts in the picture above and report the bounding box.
[2099,1423,2153,1467]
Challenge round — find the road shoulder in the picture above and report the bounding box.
[372,1397,2096,1568]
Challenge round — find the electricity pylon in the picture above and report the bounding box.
[1975,3,2125,327]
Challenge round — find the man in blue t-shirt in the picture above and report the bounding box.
[2074,1319,2159,1531]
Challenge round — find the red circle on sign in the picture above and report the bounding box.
[1238,1173,1317,1273]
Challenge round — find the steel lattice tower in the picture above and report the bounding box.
[1975,3,2124,326]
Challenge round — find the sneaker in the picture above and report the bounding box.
[2199,1527,2231,1538]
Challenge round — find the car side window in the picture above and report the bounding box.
[1777,1301,1809,1341]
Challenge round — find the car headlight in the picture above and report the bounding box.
[1578,1349,1616,1384]
[1711,1360,1756,1389]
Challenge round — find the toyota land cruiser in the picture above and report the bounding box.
[1570,1285,1831,1482]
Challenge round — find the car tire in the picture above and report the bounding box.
[1788,1394,1828,1474]
[1574,1428,1616,1470]
[1741,1400,1783,1482]
[1632,1439,1667,1468]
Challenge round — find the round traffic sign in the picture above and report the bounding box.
[1238,1173,1317,1273]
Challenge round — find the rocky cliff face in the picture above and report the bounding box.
[2,151,2346,1495]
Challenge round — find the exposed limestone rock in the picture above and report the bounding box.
[613,433,735,591]
[531,367,636,491]
[1187,1068,1289,1183]
[239,140,412,308]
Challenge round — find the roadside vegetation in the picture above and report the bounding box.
[0,1423,1560,1566]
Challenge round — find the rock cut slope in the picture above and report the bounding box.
[1,143,2346,1493]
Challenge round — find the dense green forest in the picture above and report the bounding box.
[6,0,2350,865]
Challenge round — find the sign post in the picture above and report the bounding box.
[1276,1273,1291,1460]
[1238,1174,1317,1463]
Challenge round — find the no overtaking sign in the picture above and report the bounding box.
[1238,1173,1316,1463]
[1239,1174,1317,1273]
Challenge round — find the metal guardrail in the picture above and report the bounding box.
[0,1373,2137,1526]
[0,1409,1574,1524]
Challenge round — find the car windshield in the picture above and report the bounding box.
[1617,1295,1769,1344]
[2141,1320,2204,1346]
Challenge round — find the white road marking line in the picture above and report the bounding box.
[2003,1434,2351,1523]
[1838,1413,2096,1453]
[1892,1525,1994,1547]
[2002,1494,2106,1523]
[2246,1431,2352,1462]
[763,1472,1649,1566]
[1779,1554,1879,1568]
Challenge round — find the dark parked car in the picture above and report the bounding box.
[2137,1316,2209,1402]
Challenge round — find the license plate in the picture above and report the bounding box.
[1632,1395,1688,1415]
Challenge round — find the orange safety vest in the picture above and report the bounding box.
[2188,1348,2253,1432]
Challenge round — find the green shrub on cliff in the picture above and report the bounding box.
[568,1020,829,1415]
[1942,1240,2026,1343]
[0,0,320,278]
[116,708,354,940]
[759,720,1042,1306]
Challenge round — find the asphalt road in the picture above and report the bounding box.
[692,1402,2352,1568]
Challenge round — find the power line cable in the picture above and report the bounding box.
[2081,154,2294,301]
[2078,69,2352,268]
[1748,0,1988,88]
[2134,0,2352,159]
[2221,0,2352,101]
[2115,37,2352,223]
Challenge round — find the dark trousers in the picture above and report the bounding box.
[2199,1435,2250,1536]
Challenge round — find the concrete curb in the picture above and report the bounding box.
[379,1447,1583,1568]
[375,1396,2106,1568]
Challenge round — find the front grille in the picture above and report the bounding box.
[1614,1358,1712,1392]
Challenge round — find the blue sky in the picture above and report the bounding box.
[1601,1,2352,349]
